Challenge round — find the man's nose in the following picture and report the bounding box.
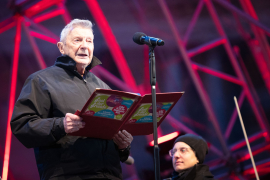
[80,40,88,48]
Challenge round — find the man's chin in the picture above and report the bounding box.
[74,58,91,65]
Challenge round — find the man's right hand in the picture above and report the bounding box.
[63,113,85,133]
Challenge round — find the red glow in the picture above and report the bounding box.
[243,166,270,177]
[84,0,137,90]
[192,64,198,70]
[149,132,179,146]
[24,24,47,70]
[242,0,259,20]
[33,9,65,23]
[0,17,16,34]
[244,168,255,175]
[30,31,58,44]
[2,16,22,180]
[193,62,243,85]
[231,132,266,151]
[181,116,208,131]
[188,38,226,57]
[244,167,270,176]
[251,38,270,96]
[237,144,270,163]
[256,161,270,169]
[24,0,64,17]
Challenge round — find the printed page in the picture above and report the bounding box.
[83,93,136,120]
[126,102,174,124]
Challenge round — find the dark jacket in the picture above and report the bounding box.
[11,55,129,180]
[164,164,215,180]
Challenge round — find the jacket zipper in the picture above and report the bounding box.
[82,78,92,97]
[81,73,106,169]
[74,70,92,96]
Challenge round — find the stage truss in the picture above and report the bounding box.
[1,0,270,179]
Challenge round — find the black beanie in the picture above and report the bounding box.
[174,134,208,164]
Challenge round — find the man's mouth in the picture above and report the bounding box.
[77,53,88,57]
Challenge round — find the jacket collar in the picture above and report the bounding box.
[170,164,214,180]
[55,55,102,72]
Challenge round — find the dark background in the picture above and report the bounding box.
[1,0,270,179]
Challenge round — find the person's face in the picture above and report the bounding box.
[57,26,94,66]
[171,142,199,172]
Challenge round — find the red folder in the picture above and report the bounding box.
[69,89,184,139]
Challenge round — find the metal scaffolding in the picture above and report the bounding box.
[157,0,270,179]
[1,0,270,179]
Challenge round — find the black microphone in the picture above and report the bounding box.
[133,32,164,46]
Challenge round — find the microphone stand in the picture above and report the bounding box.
[149,45,160,180]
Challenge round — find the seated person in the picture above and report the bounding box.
[165,134,216,180]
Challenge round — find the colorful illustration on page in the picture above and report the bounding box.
[127,102,173,124]
[85,94,134,120]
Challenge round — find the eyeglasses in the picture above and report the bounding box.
[169,147,192,157]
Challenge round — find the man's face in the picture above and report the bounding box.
[172,142,199,172]
[58,26,94,66]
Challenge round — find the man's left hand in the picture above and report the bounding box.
[113,130,133,150]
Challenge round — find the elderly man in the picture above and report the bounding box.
[11,19,133,180]
[165,134,215,180]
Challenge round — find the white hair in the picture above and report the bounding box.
[60,19,94,42]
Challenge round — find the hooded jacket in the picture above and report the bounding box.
[11,55,129,180]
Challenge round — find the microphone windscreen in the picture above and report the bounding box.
[133,32,146,45]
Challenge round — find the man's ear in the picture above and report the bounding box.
[57,42,65,54]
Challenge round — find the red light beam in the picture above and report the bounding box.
[149,131,179,146]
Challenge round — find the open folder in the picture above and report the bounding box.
[69,89,184,139]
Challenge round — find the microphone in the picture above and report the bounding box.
[133,32,164,46]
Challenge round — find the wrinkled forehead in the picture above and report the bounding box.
[173,142,191,149]
[67,26,94,38]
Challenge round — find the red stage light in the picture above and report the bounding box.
[149,132,179,146]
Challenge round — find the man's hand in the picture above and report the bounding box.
[63,113,85,133]
[113,130,133,150]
